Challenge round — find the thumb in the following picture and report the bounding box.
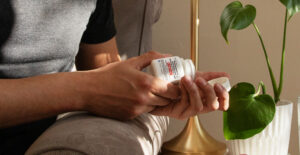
[130,51,171,70]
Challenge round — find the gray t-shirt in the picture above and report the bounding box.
[0,0,116,78]
[0,0,116,154]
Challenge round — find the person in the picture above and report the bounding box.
[0,0,229,154]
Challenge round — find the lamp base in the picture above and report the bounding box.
[160,116,227,155]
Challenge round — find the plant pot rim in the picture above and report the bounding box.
[276,100,293,106]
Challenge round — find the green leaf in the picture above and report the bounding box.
[224,82,276,140]
[220,1,256,43]
[280,0,300,19]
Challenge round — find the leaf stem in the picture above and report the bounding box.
[252,23,278,101]
[277,9,288,103]
[259,81,266,95]
[255,82,266,96]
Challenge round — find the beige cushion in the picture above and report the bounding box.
[26,113,169,155]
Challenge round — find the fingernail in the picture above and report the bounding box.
[212,102,219,110]
[224,105,229,111]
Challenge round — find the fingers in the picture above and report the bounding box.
[132,70,180,100]
[183,76,203,111]
[129,51,171,70]
[150,81,188,117]
[147,93,173,106]
[151,76,230,120]
[150,81,190,119]
[195,77,219,110]
[150,77,180,100]
[196,72,230,81]
[125,51,178,99]
[170,81,189,118]
[214,83,229,111]
[150,103,175,116]
[179,76,203,119]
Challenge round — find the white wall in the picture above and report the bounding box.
[152,0,300,154]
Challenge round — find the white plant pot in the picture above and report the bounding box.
[226,100,293,155]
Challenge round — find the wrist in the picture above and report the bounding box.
[67,70,103,111]
[61,71,92,112]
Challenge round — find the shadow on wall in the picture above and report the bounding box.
[0,0,15,59]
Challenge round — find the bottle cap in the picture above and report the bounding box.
[208,77,231,92]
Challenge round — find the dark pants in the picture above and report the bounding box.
[0,117,56,155]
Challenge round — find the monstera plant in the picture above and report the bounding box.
[220,0,300,140]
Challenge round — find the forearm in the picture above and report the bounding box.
[76,37,121,70]
[0,72,86,128]
[1,38,121,128]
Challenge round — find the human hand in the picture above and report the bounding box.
[150,72,230,120]
[80,51,180,120]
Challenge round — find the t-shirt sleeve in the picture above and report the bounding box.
[81,0,116,44]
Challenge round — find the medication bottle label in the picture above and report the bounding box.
[157,57,184,82]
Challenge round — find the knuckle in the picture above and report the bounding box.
[136,75,152,90]
[139,79,152,90]
[135,94,148,105]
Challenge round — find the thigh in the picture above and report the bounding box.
[26,113,169,155]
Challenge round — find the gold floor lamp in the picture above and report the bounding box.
[161,0,227,154]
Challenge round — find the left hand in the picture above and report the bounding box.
[150,72,230,120]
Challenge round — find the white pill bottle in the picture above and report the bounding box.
[147,56,231,91]
[147,56,195,83]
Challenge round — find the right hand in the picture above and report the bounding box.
[150,72,230,120]
[80,51,180,120]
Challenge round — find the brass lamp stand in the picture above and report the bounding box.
[161,0,227,154]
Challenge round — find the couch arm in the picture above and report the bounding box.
[113,0,163,59]
[25,113,169,155]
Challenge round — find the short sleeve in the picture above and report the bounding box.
[81,0,116,44]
